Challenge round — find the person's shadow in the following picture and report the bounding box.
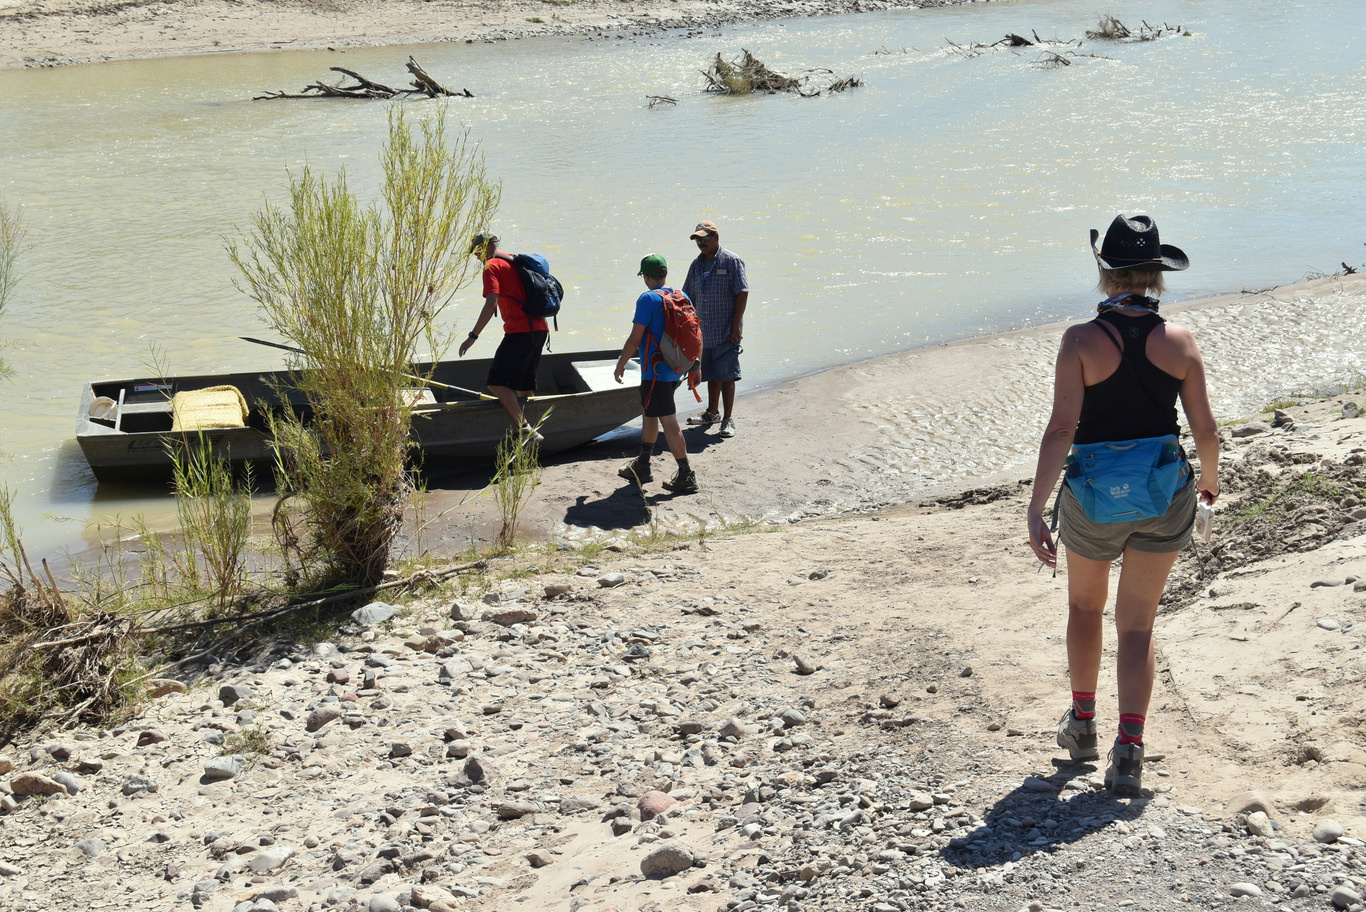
[938,759,1150,868]
[562,480,696,532]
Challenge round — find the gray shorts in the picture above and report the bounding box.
[699,340,742,383]
[1058,478,1197,562]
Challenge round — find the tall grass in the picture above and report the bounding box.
[171,436,254,610]
[491,420,545,552]
[230,105,500,588]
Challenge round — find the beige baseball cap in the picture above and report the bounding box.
[689,220,719,239]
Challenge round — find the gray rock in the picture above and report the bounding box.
[352,601,399,625]
[1226,790,1275,816]
[254,886,299,903]
[778,708,806,728]
[1245,811,1275,837]
[218,683,254,706]
[1316,618,1341,630]
[1312,818,1344,843]
[369,893,402,912]
[1228,883,1262,898]
[792,655,817,675]
[482,607,538,626]
[440,657,474,678]
[203,755,245,781]
[718,718,746,739]
[74,837,104,857]
[248,845,296,873]
[1231,421,1271,438]
[495,800,539,819]
[0,862,21,876]
[641,843,695,878]
[1331,886,1362,909]
[323,886,356,906]
[1342,401,1361,419]
[121,774,159,796]
[597,572,627,588]
[306,705,342,733]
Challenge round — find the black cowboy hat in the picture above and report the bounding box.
[1090,215,1189,272]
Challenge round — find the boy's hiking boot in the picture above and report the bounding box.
[1104,740,1144,797]
[663,469,699,494]
[687,410,719,426]
[618,459,652,484]
[1056,708,1099,762]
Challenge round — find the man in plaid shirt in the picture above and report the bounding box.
[681,220,749,438]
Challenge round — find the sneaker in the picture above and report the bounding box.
[718,417,737,438]
[519,427,545,445]
[686,410,720,426]
[662,469,699,494]
[1056,708,1099,762]
[617,459,652,484]
[1104,739,1144,797]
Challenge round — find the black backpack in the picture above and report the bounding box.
[495,253,563,329]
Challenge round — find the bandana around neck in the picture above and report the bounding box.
[1097,293,1160,314]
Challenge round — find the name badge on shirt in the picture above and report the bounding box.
[716,269,728,275]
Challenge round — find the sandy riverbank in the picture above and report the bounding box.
[0,0,974,69]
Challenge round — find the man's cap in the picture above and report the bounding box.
[638,253,668,277]
[689,220,719,240]
[469,232,498,252]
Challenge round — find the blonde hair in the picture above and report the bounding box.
[1098,267,1166,298]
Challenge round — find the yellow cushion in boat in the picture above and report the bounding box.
[170,385,250,432]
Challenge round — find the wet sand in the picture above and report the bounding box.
[416,273,1366,554]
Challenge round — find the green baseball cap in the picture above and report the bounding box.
[637,253,667,277]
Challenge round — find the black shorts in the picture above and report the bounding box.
[487,331,548,391]
[640,378,681,418]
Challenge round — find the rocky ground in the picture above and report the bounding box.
[2,395,1364,912]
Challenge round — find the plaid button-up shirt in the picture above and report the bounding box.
[682,247,749,348]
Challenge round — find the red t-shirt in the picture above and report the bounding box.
[483,255,548,334]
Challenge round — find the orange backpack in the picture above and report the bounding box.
[646,288,703,401]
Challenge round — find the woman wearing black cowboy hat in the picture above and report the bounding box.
[1026,215,1220,797]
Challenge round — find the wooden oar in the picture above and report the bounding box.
[239,336,493,401]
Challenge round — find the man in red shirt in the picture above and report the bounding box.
[459,234,550,439]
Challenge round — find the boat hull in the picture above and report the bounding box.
[76,350,641,484]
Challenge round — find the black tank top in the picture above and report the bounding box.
[1074,310,1182,445]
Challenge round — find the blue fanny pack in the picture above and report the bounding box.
[1064,434,1190,524]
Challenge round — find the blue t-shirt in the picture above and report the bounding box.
[633,287,686,383]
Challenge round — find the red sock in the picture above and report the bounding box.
[1071,691,1096,720]
[1118,713,1145,745]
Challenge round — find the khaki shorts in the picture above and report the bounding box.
[1058,478,1197,562]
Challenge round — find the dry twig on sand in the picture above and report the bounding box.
[702,50,861,98]
[255,56,474,101]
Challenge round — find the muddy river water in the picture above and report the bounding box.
[1,0,1364,558]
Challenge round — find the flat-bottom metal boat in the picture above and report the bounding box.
[76,350,641,483]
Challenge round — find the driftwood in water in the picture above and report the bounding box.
[646,95,677,109]
[254,57,474,101]
[702,49,862,98]
[1086,16,1185,42]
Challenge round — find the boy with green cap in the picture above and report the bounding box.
[613,254,698,494]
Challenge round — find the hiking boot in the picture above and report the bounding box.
[1056,708,1099,762]
[617,459,652,484]
[1104,739,1145,797]
[662,469,699,494]
[687,410,720,426]
[718,417,737,438]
